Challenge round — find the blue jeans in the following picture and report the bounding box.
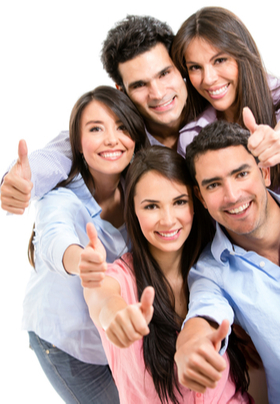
[28,332,120,404]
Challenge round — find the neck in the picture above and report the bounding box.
[90,171,121,203]
[227,193,280,265]
[145,115,186,151]
[151,246,183,278]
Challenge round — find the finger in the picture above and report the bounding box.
[243,107,258,134]
[2,173,33,196]
[86,222,99,248]
[79,249,106,267]
[210,319,230,352]
[18,140,31,180]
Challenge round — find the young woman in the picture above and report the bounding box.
[24,86,146,403]
[84,146,252,404]
[171,6,280,191]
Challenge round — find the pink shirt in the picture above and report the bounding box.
[97,253,253,404]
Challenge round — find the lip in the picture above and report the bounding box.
[155,228,181,240]
[98,150,124,160]
[224,201,251,216]
[149,96,176,112]
[206,84,229,99]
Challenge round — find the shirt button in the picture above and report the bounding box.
[196,393,202,397]
[259,261,265,268]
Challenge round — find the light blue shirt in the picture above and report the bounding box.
[185,191,280,404]
[22,175,128,364]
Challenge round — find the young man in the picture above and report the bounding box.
[175,120,280,404]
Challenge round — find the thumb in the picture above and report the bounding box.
[140,286,155,324]
[243,107,258,134]
[86,222,99,249]
[210,319,230,352]
[17,139,31,180]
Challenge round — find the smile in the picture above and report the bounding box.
[207,84,229,97]
[150,97,175,111]
[156,229,180,238]
[99,151,123,160]
[227,202,250,215]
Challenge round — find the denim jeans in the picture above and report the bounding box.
[28,332,120,404]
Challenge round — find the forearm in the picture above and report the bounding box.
[177,317,218,350]
[63,244,84,275]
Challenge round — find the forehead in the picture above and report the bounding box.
[134,170,189,198]
[194,146,256,181]
[81,100,118,123]
[118,43,173,87]
[185,37,221,59]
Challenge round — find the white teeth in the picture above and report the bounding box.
[157,230,179,238]
[100,151,122,158]
[153,98,174,108]
[228,202,250,214]
[208,85,228,95]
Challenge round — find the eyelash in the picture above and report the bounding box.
[143,199,188,209]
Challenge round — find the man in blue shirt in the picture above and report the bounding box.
[175,119,280,404]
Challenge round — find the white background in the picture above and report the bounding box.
[0,1,279,402]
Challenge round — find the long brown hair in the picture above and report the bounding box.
[171,6,280,189]
[28,86,146,268]
[124,146,214,403]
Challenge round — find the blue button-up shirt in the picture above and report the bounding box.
[22,175,128,364]
[185,191,280,404]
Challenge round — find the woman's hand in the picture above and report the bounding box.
[0,139,33,214]
[79,222,107,288]
[105,286,155,348]
[243,106,280,167]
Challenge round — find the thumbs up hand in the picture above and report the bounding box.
[105,286,155,348]
[243,107,280,168]
[1,139,33,214]
[174,318,229,393]
[79,222,107,288]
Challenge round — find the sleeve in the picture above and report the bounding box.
[5,131,72,200]
[268,75,280,121]
[33,188,84,278]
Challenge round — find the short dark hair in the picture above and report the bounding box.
[185,120,254,184]
[101,15,174,87]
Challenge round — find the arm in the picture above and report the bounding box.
[175,318,229,393]
[84,280,154,348]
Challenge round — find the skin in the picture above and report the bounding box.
[184,37,238,122]
[175,145,280,392]
[117,43,187,148]
[83,173,194,346]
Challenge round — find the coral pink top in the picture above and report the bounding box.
[97,253,253,404]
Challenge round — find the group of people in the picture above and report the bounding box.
[1,6,280,404]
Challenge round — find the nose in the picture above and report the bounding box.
[159,206,176,227]
[202,65,217,86]
[223,180,239,204]
[104,128,119,146]
[149,80,165,100]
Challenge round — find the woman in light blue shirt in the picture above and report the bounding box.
[24,86,146,404]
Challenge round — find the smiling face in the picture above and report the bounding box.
[184,37,239,122]
[133,170,193,259]
[194,145,271,239]
[118,43,187,135]
[80,100,135,179]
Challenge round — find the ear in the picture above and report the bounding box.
[115,84,124,93]
[260,166,271,188]
[194,185,208,209]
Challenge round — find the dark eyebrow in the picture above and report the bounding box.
[201,164,252,187]
[128,65,173,90]
[140,193,189,204]
[85,119,123,126]
[185,51,226,65]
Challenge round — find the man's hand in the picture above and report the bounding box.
[1,140,33,214]
[175,318,229,393]
[243,107,280,168]
[105,286,155,348]
[79,222,107,288]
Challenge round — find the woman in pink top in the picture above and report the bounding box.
[84,146,253,404]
